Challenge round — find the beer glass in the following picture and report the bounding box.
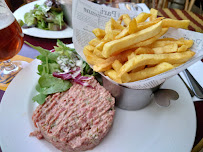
[0,0,26,86]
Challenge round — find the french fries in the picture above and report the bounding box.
[106,18,124,33]
[115,18,137,39]
[83,48,105,65]
[137,17,164,31]
[129,62,174,81]
[162,19,190,29]
[149,8,158,21]
[93,48,105,58]
[135,12,151,23]
[112,60,131,83]
[153,44,178,54]
[105,69,122,83]
[92,28,106,38]
[89,38,102,47]
[177,45,188,52]
[95,42,105,51]
[128,52,136,60]
[118,51,195,77]
[103,30,121,42]
[148,39,189,48]
[131,65,146,73]
[83,8,195,84]
[117,14,131,26]
[135,47,154,55]
[131,27,168,48]
[93,49,134,72]
[102,21,162,58]
[84,45,95,52]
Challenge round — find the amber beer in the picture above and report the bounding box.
[0,19,23,61]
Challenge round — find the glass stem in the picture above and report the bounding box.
[3,60,17,72]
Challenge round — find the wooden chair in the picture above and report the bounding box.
[95,0,198,11]
[168,0,198,11]
[184,0,196,11]
[192,138,203,152]
[140,0,167,9]
[157,0,197,11]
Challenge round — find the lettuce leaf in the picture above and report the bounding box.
[26,40,101,105]
[25,41,72,105]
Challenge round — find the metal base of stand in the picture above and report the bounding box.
[102,77,179,111]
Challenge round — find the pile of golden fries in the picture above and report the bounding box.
[83,8,195,83]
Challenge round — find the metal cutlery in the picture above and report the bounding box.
[178,73,195,97]
[183,69,203,99]
[125,3,143,11]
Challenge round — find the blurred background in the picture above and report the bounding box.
[5,0,203,14]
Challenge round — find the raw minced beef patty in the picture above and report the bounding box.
[30,77,115,152]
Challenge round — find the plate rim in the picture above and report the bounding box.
[0,44,197,152]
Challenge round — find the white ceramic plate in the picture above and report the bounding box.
[0,45,196,152]
[13,0,73,39]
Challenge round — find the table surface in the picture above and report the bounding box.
[0,7,203,152]
[1,35,203,152]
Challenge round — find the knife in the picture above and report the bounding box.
[183,69,203,99]
[178,73,195,97]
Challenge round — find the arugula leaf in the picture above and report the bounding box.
[41,81,72,95]
[57,39,68,49]
[23,2,65,31]
[38,74,58,87]
[48,63,60,74]
[28,40,102,105]
[47,52,59,61]
[34,3,50,14]
[36,83,44,92]
[38,74,72,95]
[52,11,64,29]
[24,12,37,26]
[55,40,75,53]
[32,93,47,105]
[33,74,72,104]
[27,41,73,105]
[81,61,102,85]
[26,41,59,75]
[37,64,43,75]
[25,41,51,56]
[37,54,46,62]
[37,19,47,30]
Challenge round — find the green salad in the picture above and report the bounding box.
[25,40,101,105]
[21,0,66,31]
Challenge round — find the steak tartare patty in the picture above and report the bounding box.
[30,77,115,152]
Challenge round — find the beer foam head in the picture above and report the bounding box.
[0,1,15,30]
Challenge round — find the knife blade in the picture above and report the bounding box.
[183,69,203,99]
